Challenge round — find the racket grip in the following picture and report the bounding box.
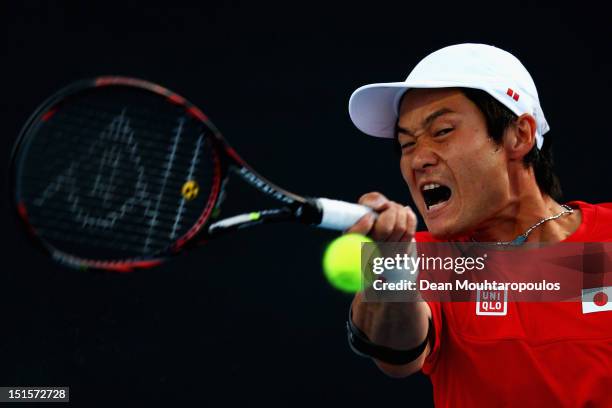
[315,198,377,231]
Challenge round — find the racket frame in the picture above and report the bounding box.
[10,76,321,272]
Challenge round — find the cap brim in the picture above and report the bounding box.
[348,79,494,138]
[349,74,550,148]
[348,82,411,138]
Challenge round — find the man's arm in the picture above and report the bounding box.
[350,292,432,377]
[347,192,432,377]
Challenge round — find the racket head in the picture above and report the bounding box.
[10,77,226,272]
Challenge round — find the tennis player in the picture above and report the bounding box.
[345,44,612,407]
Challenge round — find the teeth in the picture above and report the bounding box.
[422,183,441,191]
[428,202,447,211]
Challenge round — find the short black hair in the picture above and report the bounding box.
[460,88,562,200]
[394,88,562,200]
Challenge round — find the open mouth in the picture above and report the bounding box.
[421,183,452,211]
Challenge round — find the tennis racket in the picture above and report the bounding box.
[10,76,373,272]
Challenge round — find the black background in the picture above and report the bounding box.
[2,2,611,407]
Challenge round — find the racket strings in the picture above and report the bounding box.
[17,88,219,262]
[25,151,204,202]
[41,113,207,161]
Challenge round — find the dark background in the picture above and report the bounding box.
[1,2,611,406]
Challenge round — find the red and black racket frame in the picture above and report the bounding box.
[9,76,325,272]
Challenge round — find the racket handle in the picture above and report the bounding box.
[315,198,377,231]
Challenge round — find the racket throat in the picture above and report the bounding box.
[207,207,299,236]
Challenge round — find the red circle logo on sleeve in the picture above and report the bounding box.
[594,292,608,307]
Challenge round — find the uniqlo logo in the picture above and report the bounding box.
[476,289,508,316]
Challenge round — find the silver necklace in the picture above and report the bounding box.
[472,204,574,246]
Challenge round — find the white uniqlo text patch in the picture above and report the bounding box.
[476,289,508,316]
[582,286,612,314]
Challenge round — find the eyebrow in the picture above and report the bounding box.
[395,108,455,136]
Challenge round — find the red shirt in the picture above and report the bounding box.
[418,201,612,408]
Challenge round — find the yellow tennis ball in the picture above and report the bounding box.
[323,233,373,293]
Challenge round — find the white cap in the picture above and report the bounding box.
[348,43,550,149]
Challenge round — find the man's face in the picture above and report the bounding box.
[397,88,509,239]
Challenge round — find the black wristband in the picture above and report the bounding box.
[346,307,433,365]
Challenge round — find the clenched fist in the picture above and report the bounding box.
[346,192,417,242]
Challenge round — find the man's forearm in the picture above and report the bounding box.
[350,291,432,376]
[351,291,431,350]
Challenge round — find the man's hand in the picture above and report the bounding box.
[346,192,430,378]
[346,192,418,242]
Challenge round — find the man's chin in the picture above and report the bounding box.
[424,220,466,241]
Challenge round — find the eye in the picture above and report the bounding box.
[400,141,415,151]
[434,128,453,137]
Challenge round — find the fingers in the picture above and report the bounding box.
[346,192,418,242]
[400,206,418,242]
[358,192,391,212]
[371,202,398,241]
[388,205,407,242]
[345,192,389,235]
[345,212,376,235]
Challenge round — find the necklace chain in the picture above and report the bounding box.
[472,204,574,246]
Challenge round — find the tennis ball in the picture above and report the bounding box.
[323,233,373,293]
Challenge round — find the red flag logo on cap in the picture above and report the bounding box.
[506,88,520,101]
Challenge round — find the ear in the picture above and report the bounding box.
[503,114,537,161]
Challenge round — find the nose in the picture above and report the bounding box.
[411,142,439,172]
